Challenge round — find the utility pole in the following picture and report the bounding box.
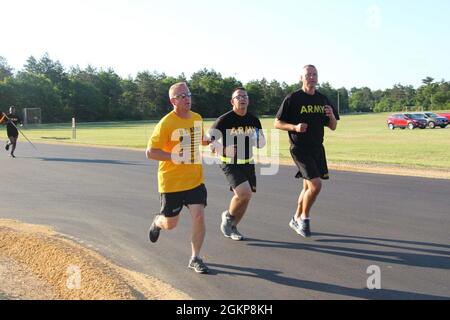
[72,117,76,139]
[337,90,340,114]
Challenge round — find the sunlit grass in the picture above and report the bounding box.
[21,112,450,169]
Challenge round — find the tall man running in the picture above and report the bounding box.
[209,87,266,241]
[146,82,211,274]
[1,106,22,158]
[274,65,339,237]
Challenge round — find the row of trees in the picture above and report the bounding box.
[349,79,449,113]
[1,54,449,123]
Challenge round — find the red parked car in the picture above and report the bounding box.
[387,113,427,130]
[437,112,450,122]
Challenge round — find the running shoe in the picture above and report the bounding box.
[299,219,311,238]
[289,217,300,234]
[220,210,233,238]
[148,216,161,243]
[289,217,311,237]
[230,225,244,241]
[188,256,209,274]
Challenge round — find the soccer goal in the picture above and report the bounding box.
[23,108,42,126]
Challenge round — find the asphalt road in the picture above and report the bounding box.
[1,141,449,300]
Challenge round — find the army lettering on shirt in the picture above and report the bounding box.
[209,110,262,162]
[276,89,340,148]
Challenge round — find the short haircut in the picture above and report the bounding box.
[169,82,188,98]
[231,87,247,97]
[303,64,317,70]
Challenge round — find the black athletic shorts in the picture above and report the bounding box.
[7,127,18,138]
[220,163,257,192]
[159,183,207,218]
[290,145,329,180]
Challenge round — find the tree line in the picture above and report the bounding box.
[1,54,449,123]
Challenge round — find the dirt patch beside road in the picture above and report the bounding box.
[0,219,191,300]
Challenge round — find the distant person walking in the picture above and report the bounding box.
[209,87,266,241]
[1,106,22,158]
[274,65,339,237]
[146,82,211,274]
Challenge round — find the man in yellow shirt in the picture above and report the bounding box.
[146,82,210,274]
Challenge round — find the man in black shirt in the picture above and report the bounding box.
[1,106,22,158]
[274,65,339,237]
[209,88,266,241]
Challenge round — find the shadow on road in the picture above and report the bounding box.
[204,234,450,299]
[244,234,450,270]
[207,263,448,300]
[37,157,145,166]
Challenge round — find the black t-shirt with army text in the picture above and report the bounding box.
[209,110,262,161]
[276,89,340,148]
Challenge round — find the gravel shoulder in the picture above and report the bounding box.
[0,219,191,300]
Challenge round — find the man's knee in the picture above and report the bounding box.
[234,183,252,202]
[189,205,206,225]
[307,179,322,195]
[236,190,252,202]
[191,213,205,226]
[191,213,206,232]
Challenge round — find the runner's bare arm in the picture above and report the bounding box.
[146,147,173,161]
[274,119,307,133]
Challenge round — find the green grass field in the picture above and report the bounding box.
[18,112,450,169]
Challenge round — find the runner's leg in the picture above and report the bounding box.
[300,178,321,219]
[187,204,206,257]
[229,181,252,225]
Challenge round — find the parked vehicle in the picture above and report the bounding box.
[418,112,449,128]
[437,112,450,122]
[403,113,428,129]
[387,113,427,130]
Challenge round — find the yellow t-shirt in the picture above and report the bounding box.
[148,111,204,193]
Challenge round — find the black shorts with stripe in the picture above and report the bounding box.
[290,145,329,180]
[159,184,207,218]
[220,163,257,192]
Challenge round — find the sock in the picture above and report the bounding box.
[226,210,235,220]
[298,215,310,222]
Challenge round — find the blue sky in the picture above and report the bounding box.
[2,0,449,90]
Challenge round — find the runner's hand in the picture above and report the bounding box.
[210,140,222,155]
[224,145,236,157]
[324,105,335,119]
[295,123,308,133]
